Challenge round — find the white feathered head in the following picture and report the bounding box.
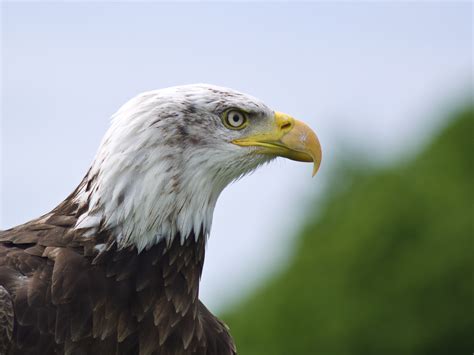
[75,84,321,251]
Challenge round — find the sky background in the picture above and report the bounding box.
[1,2,472,312]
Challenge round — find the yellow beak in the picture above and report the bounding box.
[232,112,322,176]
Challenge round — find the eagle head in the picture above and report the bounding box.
[75,84,321,251]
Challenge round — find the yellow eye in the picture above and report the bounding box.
[223,109,248,130]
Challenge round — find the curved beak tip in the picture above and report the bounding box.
[310,138,322,177]
[280,118,322,177]
[312,160,321,177]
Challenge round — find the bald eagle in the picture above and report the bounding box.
[0,84,321,355]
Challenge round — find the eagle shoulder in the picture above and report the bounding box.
[0,213,91,354]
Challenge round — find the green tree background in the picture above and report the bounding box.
[224,106,473,355]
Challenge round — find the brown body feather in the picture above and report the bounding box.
[0,195,236,355]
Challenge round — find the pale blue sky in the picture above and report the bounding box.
[1,2,472,311]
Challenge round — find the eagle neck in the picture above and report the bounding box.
[72,161,224,251]
[53,194,207,321]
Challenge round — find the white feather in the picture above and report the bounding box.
[74,84,273,251]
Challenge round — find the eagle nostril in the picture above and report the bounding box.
[280,122,292,131]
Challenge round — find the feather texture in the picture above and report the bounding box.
[0,203,236,354]
[0,84,282,354]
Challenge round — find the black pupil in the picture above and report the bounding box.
[232,114,240,123]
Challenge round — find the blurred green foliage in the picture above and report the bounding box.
[223,107,474,355]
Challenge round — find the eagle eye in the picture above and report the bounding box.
[222,109,248,130]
